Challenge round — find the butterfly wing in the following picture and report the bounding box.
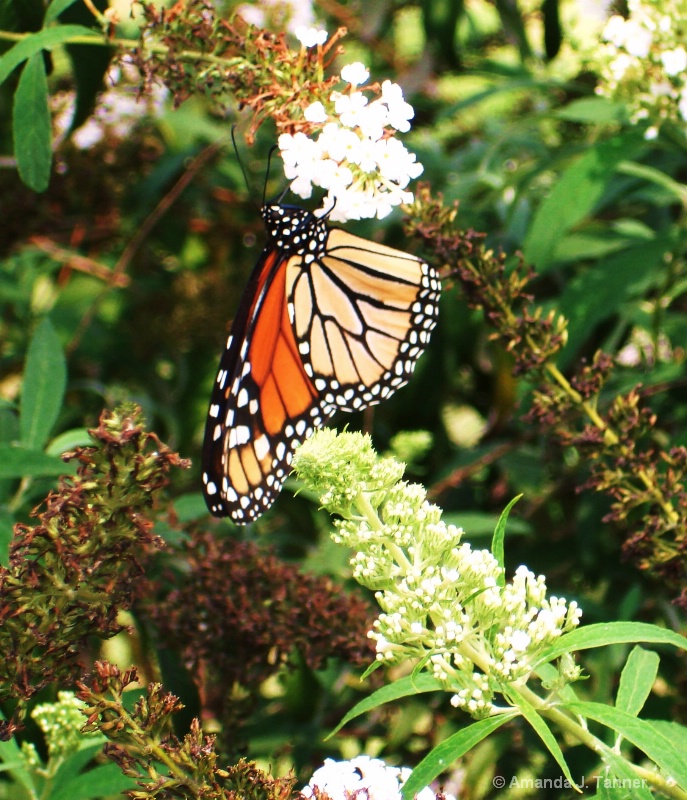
[285,228,441,411]
[202,246,334,522]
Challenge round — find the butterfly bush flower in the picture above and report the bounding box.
[52,62,167,150]
[278,59,423,222]
[301,755,452,800]
[293,430,582,721]
[592,0,687,134]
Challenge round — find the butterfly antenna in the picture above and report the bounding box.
[231,125,260,212]
[263,144,286,207]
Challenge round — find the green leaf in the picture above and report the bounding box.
[0,711,37,796]
[0,507,13,567]
[507,686,577,788]
[555,97,627,124]
[617,160,687,204]
[401,713,517,799]
[45,427,92,456]
[13,52,51,192]
[44,0,81,24]
[557,237,672,368]
[58,0,113,132]
[50,763,138,800]
[491,494,521,583]
[647,720,687,753]
[616,646,659,717]
[0,24,100,85]
[20,317,67,449]
[0,445,73,478]
[523,131,645,271]
[594,748,654,800]
[328,674,444,739]
[534,621,687,667]
[565,702,687,790]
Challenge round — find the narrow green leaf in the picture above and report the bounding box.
[0,24,100,85]
[44,0,81,24]
[13,53,52,192]
[524,131,645,271]
[594,749,654,800]
[647,720,687,753]
[328,674,444,738]
[0,712,37,795]
[0,508,13,567]
[565,702,687,790]
[0,445,73,478]
[507,686,577,789]
[555,97,626,124]
[616,646,659,717]
[534,622,687,667]
[617,160,687,204]
[491,494,521,583]
[45,427,92,456]
[401,713,517,799]
[50,763,138,800]
[19,317,67,449]
[557,237,671,369]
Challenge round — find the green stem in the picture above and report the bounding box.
[0,29,245,69]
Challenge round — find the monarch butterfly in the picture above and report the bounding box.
[202,201,441,523]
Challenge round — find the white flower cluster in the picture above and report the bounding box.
[53,63,167,150]
[278,58,423,222]
[594,0,687,134]
[293,430,583,721]
[301,755,453,800]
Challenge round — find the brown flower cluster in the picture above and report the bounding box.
[0,404,188,738]
[78,661,298,800]
[139,531,375,744]
[407,186,687,604]
[130,0,345,142]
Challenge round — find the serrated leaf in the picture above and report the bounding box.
[595,748,654,799]
[524,131,645,271]
[13,52,51,192]
[0,24,99,85]
[616,646,659,717]
[401,713,517,799]
[19,317,67,449]
[565,702,687,790]
[0,445,74,478]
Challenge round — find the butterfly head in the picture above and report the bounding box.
[261,204,328,257]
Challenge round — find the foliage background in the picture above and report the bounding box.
[1,0,687,797]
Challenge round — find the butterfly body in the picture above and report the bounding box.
[202,203,440,523]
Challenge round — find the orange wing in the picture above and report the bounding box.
[202,247,334,522]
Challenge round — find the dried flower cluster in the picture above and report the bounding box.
[293,429,582,720]
[77,661,298,800]
[139,532,375,744]
[406,186,687,605]
[0,404,188,738]
[130,0,343,140]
